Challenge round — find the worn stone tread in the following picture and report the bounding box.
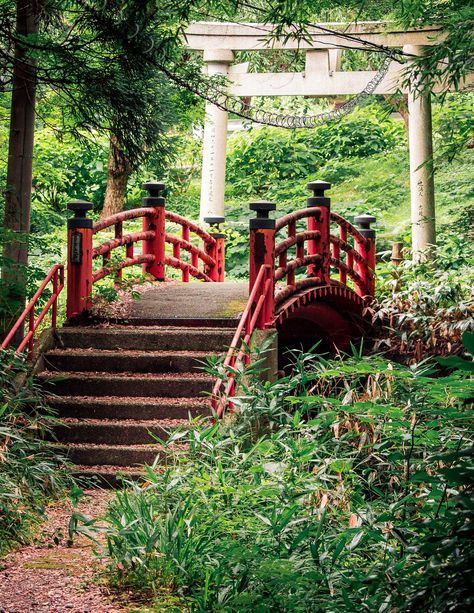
[37,371,214,398]
[46,395,211,420]
[51,442,185,466]
[53,417,191,445]
[43,348,217,373]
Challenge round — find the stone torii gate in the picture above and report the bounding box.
[184,21,471,257]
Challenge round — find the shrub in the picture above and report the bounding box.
[84,342,473,612]
[226,104,404,197]
[0,351,76,555]
[372,225,474,362]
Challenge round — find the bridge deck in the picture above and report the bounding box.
[126,281,248,323]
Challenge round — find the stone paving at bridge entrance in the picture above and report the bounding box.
[126,280,248,323]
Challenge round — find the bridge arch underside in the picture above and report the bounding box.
[274,283,369,366]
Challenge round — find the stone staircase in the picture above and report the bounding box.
[38,325,234,485]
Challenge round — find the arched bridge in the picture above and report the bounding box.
[1,179,376,478]
[3,179,376,409]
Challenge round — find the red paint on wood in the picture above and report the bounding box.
[142,207,165,281]
[67,227,93,318]
[2,265,64,358]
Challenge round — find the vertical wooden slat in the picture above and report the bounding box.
[182,225,190,282]
[114,222,123,281]
[340,226,347,285]
[332,239,340,283]
[287,220,296,286]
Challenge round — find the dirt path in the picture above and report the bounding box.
[0,490,126,613]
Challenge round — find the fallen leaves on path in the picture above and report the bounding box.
[0,490,126,613]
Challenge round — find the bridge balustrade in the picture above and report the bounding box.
[212,181,376,412]
[248,180,376,328]
[66,183,224,318]
[65,178,374,327]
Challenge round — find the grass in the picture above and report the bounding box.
[77,344,474,612]
[0,351,77,556]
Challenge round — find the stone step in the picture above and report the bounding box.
[53,418,189,445]
[51,442,182,466]
[73,465,146,488]
[44,349,217,374]
[92,317,238,328]
[47,395,211,420]
[57,326,235,352]
[38,371,213,398]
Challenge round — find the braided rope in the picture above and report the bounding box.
[164,53,393,129]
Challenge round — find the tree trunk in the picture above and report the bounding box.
[101,135,132,219]
[1,0,40,342]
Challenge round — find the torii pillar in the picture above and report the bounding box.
[405,45,436,259]
[199,49,234,222]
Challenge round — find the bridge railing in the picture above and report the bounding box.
[1,264,64,359]
[330,211,376,297]
[211,263,273,416]
[250,181,376,315]
[66,182,225,318]
[213,180,376,415]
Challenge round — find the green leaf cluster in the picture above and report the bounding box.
[0,351,77,555]
[88,342,473,611]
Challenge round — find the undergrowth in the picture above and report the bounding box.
[371,225,474,362]
[0,351,76,556]
[79,339,474,612]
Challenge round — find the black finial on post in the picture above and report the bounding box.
[307,180,331,207]
[354,214,376,238]
[249,201,276,229]
[67,200,93,229]
[142,181,166,206]
[204,216,225,230]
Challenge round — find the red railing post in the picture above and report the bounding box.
[306,180,331,282]
[354,214,376,296]
[66,200,93,319]
[204,216,225,281]
[249,201,275,328]
[142,182,166,281]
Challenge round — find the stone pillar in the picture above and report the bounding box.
[199,49,234,222]
[404,45,436,259]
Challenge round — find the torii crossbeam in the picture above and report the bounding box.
[184,21,473,257]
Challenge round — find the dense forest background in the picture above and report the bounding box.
[0,2,473,611]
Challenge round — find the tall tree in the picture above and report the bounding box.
[2,0,40,339]
[1,0,471,338]
[102,134,132,219]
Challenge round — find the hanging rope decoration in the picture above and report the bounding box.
[80,2,398,129]
[162,52,394,129]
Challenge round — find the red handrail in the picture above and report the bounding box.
[90,209,220,285]
[274,207,374,297]
[92,208,155,233]
[1,264,65,359]
[211,264,272,417]
[329,213,374,296]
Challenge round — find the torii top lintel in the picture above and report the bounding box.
[182,22,464,97]
[184,21,443,51]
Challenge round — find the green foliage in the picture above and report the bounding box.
[32,120,109,210]
[438,332,474,373]
[373,224,474,362]
[0,351,77,555]
[78,342,473,612]
[433,92,474,163]
[226,104,403,197]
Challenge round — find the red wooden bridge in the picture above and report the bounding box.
[2,180,376,483]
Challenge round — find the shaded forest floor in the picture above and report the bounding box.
[0,490,126,613]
